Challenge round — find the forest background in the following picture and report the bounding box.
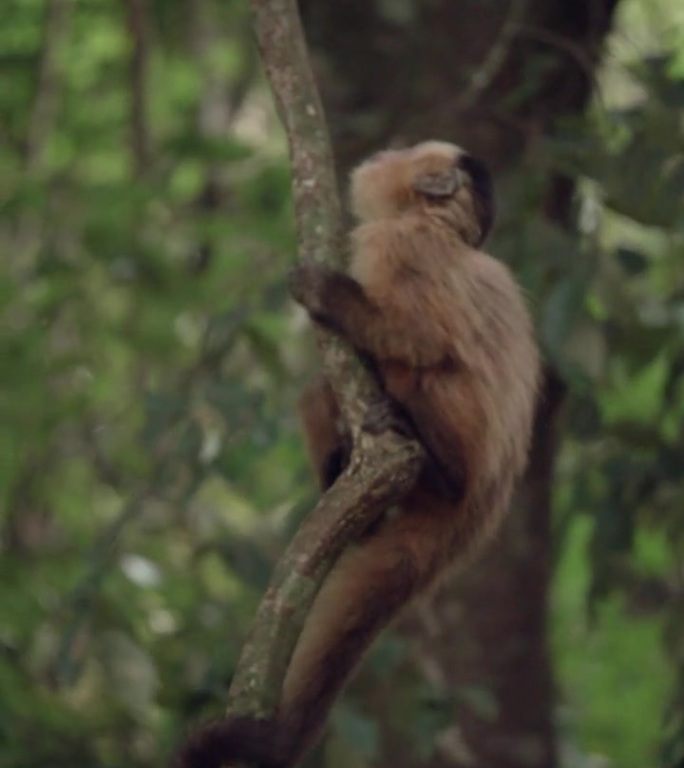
[1,1,684,767]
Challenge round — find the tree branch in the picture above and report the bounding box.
[221,0,424,725]
[122,0,152,179]
[25,0,72,175]
[456,0,530,109]
[16,0,72,265]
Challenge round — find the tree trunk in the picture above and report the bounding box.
[300,2,620,766]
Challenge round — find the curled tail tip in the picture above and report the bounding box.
[174,720,233,768]
[174,716,279,768]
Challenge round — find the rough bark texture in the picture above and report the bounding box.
[298,1,620,766]
[223,0,425,727]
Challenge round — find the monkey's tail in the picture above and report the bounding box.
[273,490,476,766]
[176,485,502,768]
[174,507,432,768]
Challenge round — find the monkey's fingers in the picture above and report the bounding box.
[288,264,333,319]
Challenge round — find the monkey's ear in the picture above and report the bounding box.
[457,154,495,246]
[413,167,466,198]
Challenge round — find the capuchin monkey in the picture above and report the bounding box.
[176,141,540,768]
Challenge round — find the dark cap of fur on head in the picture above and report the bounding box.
[411,146,495,247]
[456,152,495,246]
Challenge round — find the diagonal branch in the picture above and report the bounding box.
[222,0,424,725]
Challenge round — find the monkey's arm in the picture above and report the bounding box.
[289,264,384,354]
[291,264,466,501]
[290,260,455,369]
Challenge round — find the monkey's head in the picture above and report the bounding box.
[350,141,494,247]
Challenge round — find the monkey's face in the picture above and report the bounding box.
[349,141,494,247]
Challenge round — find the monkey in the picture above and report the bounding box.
[176,141,540,768]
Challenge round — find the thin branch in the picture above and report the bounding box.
[16,0,72,267]
[457,0,530,110]
[52,486,150,685]
[25,0,73,175]
[52,310,250,685]
[513,22,602,95]
[188,2,259,275]
[191,3,258,134]
[221,0,424,723]
[512,22,608,123]
[122,0,152,179]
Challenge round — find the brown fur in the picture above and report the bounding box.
[175,141,540,768]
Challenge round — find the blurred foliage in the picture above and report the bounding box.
[0,0,306,765]
[0,0,684,767]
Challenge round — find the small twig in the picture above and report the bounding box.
[25,0,73,175]
[188,5,259,275]
[513,22,608,124]
[457,0,530,109]
[513,23,602,96]
[52,486,149,684]
[16,0,73,270]
[122,0,152,179]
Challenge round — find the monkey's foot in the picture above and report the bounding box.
[362,399,416,439]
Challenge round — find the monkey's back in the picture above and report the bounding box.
[352,217,539,554]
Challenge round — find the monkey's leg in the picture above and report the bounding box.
[299,377,351,489]
[290,264,447,367]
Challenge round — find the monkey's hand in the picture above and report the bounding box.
[290,264,382,356]
[289,263,338,325]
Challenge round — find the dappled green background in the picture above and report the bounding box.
[1,1,683,767]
